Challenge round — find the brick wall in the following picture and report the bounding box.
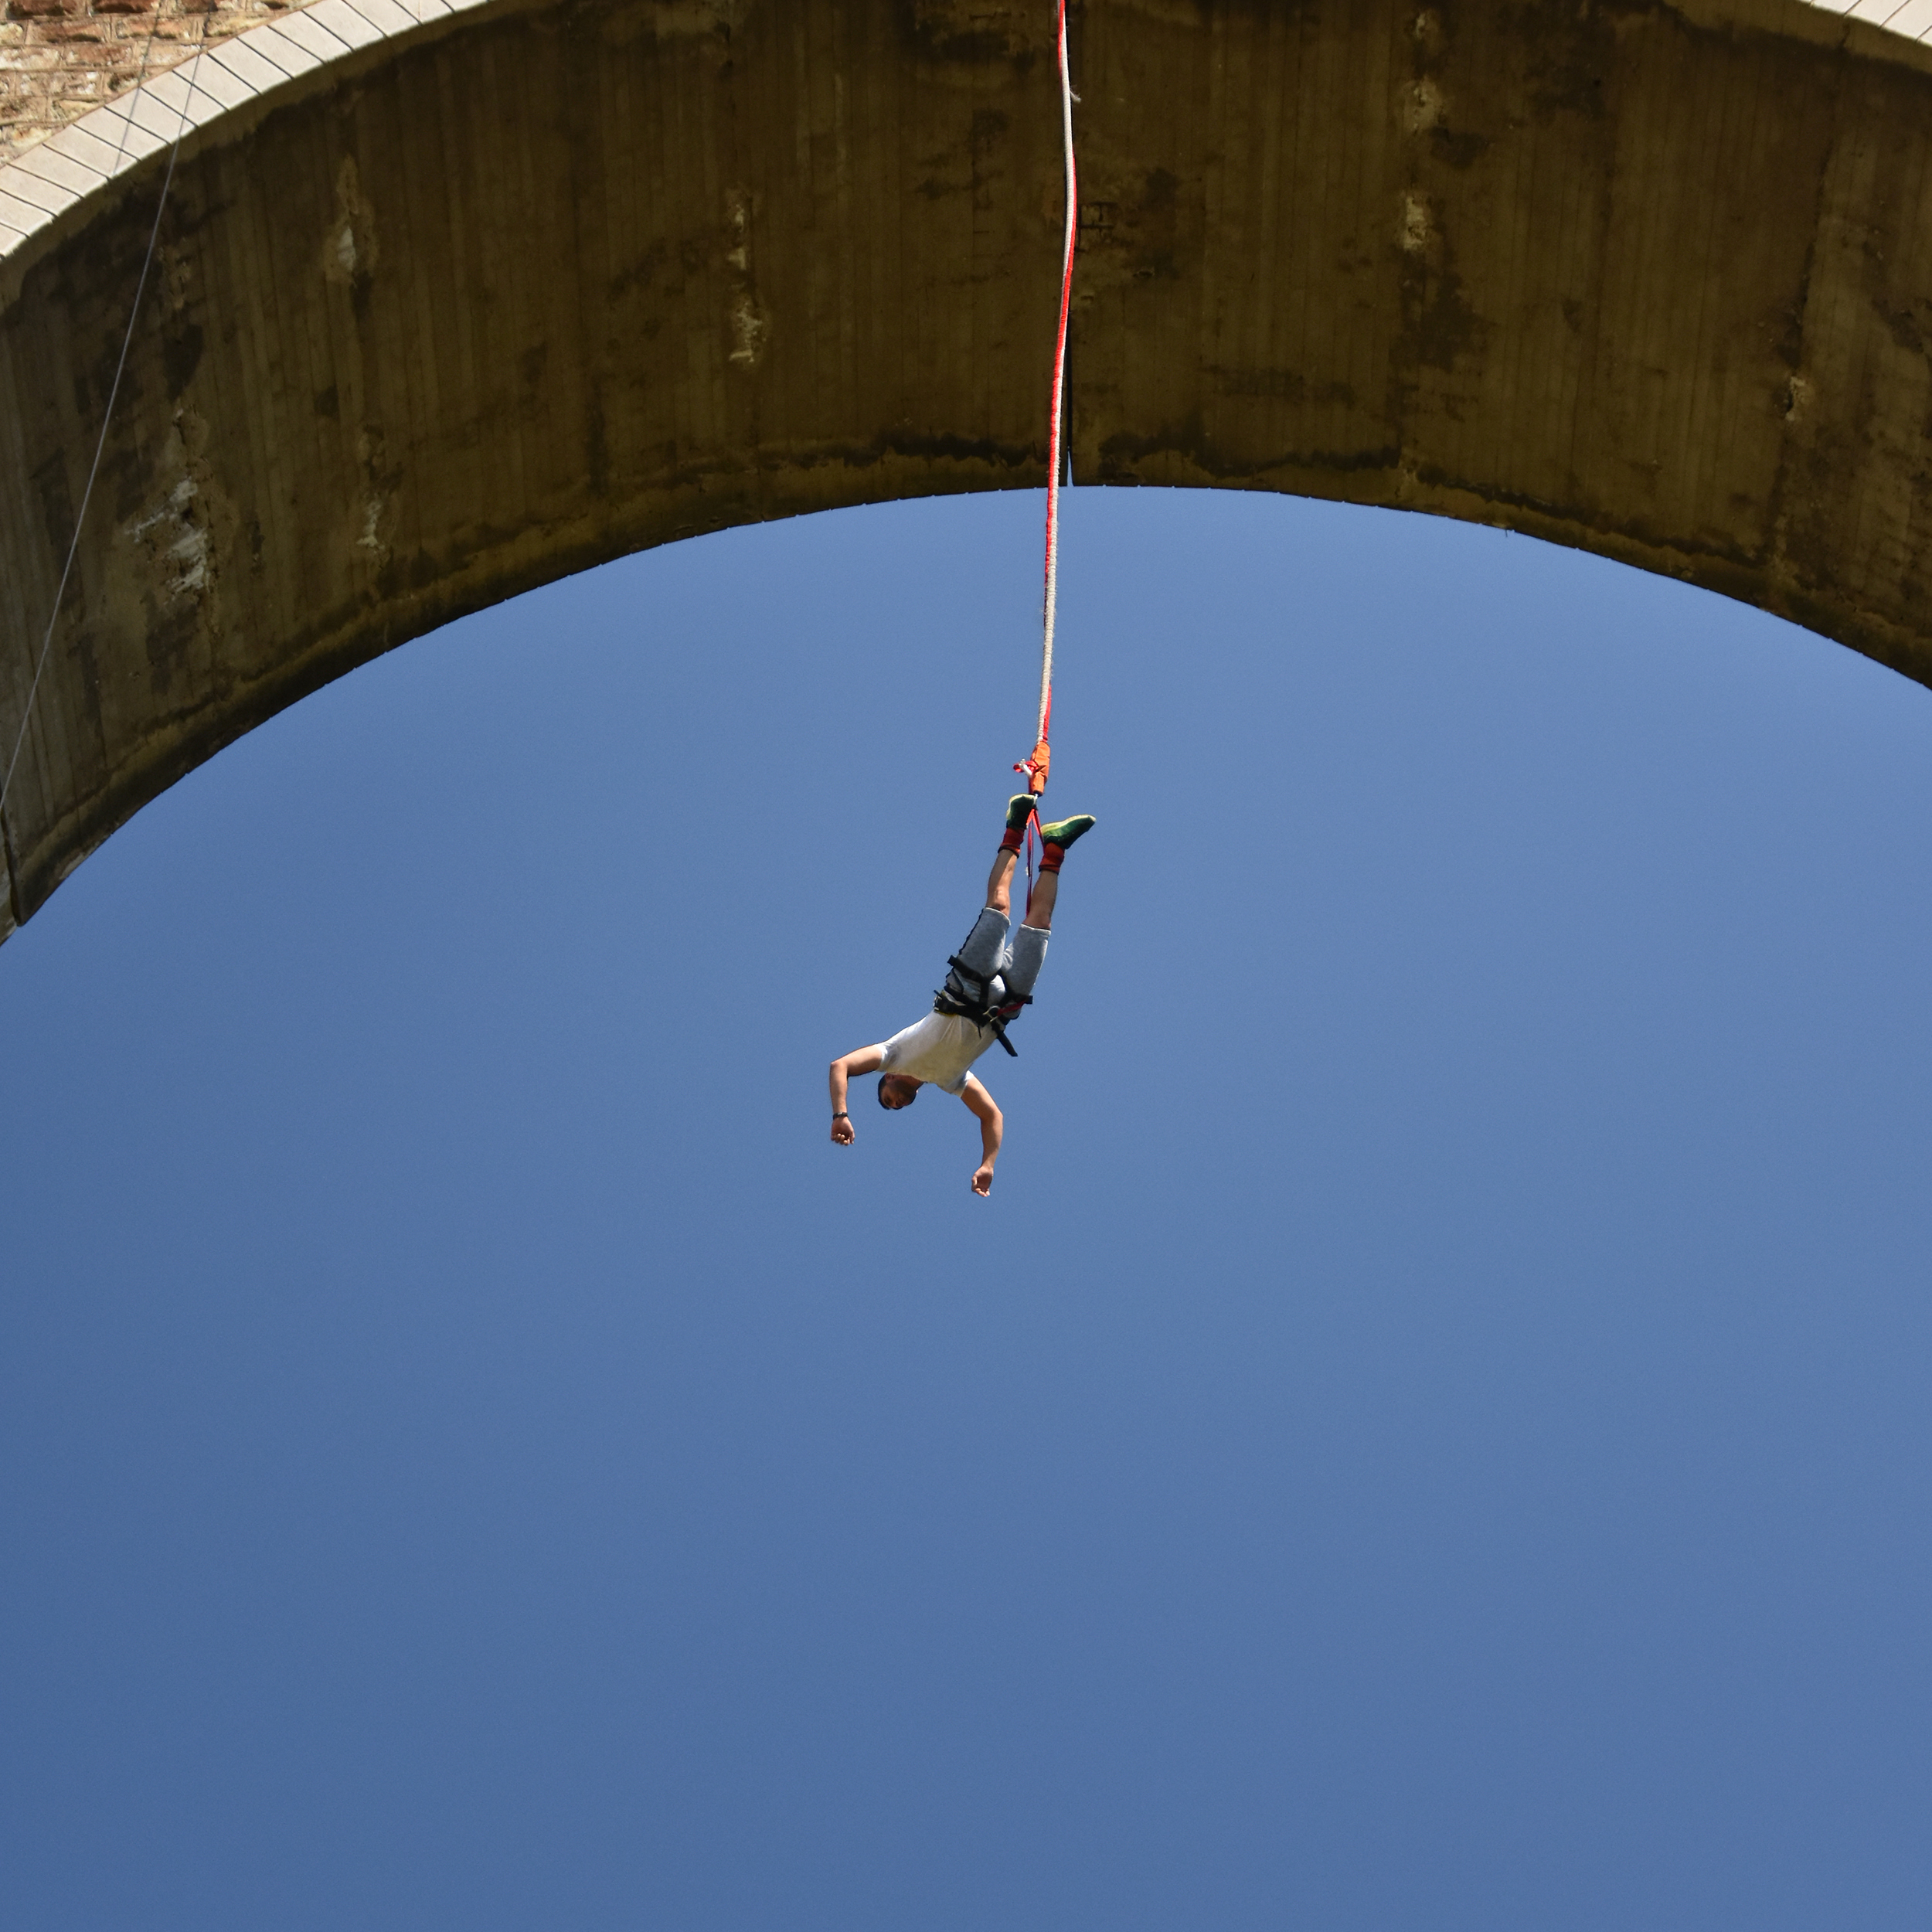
[1,0,310,160]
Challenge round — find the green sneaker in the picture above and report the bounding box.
[1037,814,1095,850]
[1004,793,1039,833]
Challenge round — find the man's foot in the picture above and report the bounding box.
[1000,792,1039,852]
[1037,814,1094,849]
[1036,814,1094,872]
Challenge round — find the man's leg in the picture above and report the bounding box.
[953,896,1012,991]
[986,845,1019,919]
[1022,867,1057,931]
[1008,841,1057,1001]
[961,798,1095,1004]
[1020,812,1096,937]
[1006,906,1049,999]
[953,797,1039,995]
[1005,811,1094,997]
[986,791,1037,917]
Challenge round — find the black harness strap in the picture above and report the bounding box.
[934,953,1032,1057]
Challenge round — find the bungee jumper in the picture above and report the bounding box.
[827,798,1095,1196]
[826,0,1086,1196]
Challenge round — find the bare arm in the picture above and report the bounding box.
[960,1076,1003,1196]
[828,1046,885,1143]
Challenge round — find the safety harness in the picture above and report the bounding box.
[934,954,1032,1058]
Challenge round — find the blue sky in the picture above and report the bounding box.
[5,487,1930,1929]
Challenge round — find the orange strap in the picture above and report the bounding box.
[1015,736,1052,798]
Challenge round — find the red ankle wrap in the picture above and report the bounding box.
[1039,842,1066,873]
[999,828,1026,853]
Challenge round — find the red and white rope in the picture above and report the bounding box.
[1035,0,1077,759]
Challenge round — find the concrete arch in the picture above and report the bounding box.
[6,0,1932,940]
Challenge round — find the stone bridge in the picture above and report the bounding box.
[5,0,1932,938]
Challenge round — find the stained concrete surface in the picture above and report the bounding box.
[5,0,1932,937]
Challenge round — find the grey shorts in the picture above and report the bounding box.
[944,906,1049,1013]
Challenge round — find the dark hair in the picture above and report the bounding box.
[878,1073,917,1109]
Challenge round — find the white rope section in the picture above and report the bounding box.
[1028,0,1078,783]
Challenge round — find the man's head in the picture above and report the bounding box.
[877,1073,921,1111]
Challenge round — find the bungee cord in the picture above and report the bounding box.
[1016,0,1078,808]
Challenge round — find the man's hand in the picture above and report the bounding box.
[828,1046,884,1148]
[961,1077,1002,1199]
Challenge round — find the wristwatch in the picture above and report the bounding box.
[832,1111,849,1120]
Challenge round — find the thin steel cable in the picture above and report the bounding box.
[2,14,210,828]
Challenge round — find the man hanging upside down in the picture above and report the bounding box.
[828,794,1097,1196]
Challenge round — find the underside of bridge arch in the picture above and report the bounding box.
[5,0,1932,938]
